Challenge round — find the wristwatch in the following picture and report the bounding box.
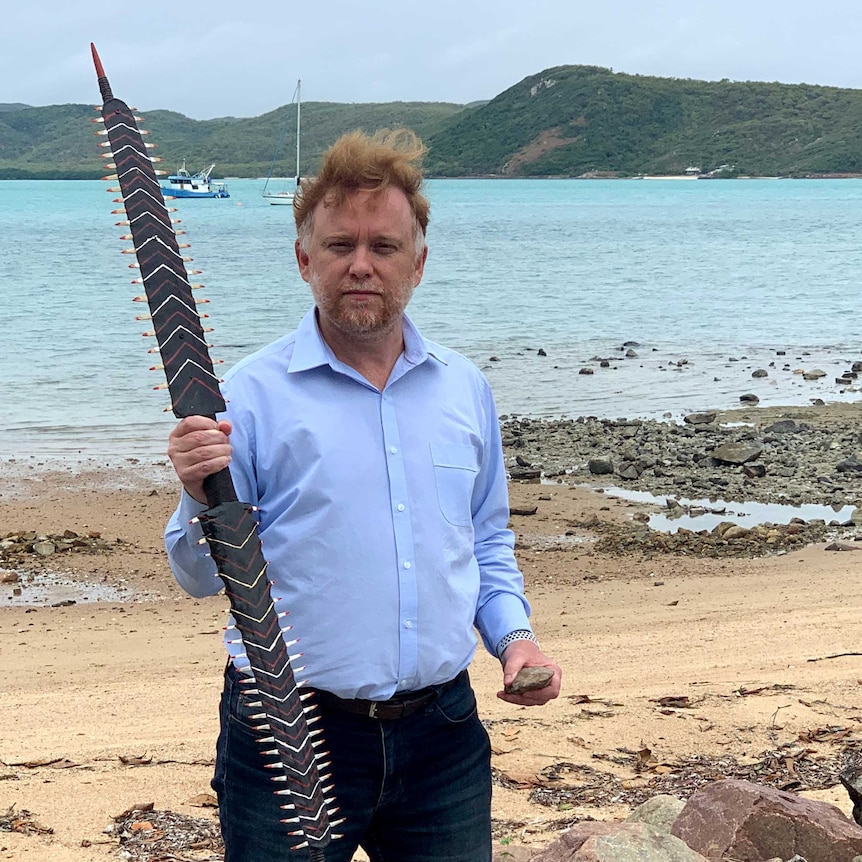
[496,629,539,659]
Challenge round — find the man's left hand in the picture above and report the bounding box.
[497,640,561,706]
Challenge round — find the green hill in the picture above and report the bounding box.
[424,65,862,177]
[0,101,467,179]
[4,66,862,179]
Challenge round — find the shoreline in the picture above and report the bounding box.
[4,363,861,464]
[7,174,862,182]
[3,399,858,501]
[2,401,862,860]
[7,174,862,470]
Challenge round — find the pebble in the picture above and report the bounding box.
[505,666,554,694]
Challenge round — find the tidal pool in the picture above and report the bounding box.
[601,486,857,534]
[0,570,146,608]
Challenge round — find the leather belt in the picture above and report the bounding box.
[310,670,467,721]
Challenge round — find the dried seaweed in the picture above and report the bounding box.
[529,743,862,811]
[0,804,53,835]
[492,818,528,839]
[111,808,223,861]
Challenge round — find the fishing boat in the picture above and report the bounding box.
[162,162,230,199]
[263,80,301,205]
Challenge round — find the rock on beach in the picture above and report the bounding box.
[501,405,862,508]
[517,779,862,861]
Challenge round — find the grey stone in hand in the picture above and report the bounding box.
[505,666,554,694]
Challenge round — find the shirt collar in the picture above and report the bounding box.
[288,306,448,374]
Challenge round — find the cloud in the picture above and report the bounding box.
[3,0,862,119]
[435,28,520,68]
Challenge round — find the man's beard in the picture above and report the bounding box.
[310,274,415,340]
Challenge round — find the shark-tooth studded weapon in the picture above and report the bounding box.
[90,44,338,859]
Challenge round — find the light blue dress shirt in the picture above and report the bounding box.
[165,307,532,699]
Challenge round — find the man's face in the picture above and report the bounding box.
[296,187,427,341]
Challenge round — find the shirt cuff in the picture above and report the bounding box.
[495,629,539,659]
[477,591,532,657]
[177,488,209,523]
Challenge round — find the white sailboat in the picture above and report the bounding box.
[263,80,301,206]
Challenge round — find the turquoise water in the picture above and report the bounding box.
[1,177,861,461]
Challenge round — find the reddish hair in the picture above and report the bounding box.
[294,129,429,249]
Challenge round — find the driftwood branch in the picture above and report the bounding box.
[806,652,862,662]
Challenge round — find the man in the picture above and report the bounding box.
[165,129,561,862]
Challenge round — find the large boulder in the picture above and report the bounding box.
[836,455,862,473]
[684,412,716,426]
[626,794,686,833]
[763,419,799,434]
[710,442,763,464]
[588,457,614,476]
[530,822,620,859]
[671,779,862,861]
[531,821,707,861]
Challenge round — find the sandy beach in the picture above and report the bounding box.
[2,404,862,860]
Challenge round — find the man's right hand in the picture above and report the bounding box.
[167,416,233,504]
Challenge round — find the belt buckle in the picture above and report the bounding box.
[368,702,379,718]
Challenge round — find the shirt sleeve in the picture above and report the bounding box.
[471,377,533,655]
[163,379,258,599]
[164,490,222,597]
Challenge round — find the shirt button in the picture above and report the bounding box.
[403,561,411,569]
[389,446,398,454]
[403,620,413,629]
[396,503,405,512]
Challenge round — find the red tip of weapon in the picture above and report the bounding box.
[90,43,105,79]
[90,42,114,102]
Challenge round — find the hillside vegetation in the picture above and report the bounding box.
[425,65,862,177]
[3,66,862,179]
[0,101,466,180]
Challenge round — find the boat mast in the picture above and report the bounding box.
[262,78,302,200]
[295,79,301,185]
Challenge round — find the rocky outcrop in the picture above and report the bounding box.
[497,780,862,861]
[0,529,116,564]
[670,779,862,861]
[586,517,838,559]
[530,821,707,862]
[501,413,862,507]
[626,794,686,833]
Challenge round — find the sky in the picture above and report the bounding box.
[4,1,862,119]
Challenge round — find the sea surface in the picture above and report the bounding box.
[1,177,861,463]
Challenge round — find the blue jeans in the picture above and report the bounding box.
[213,664,492,862]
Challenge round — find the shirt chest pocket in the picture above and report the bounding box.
[430,443,479,527]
